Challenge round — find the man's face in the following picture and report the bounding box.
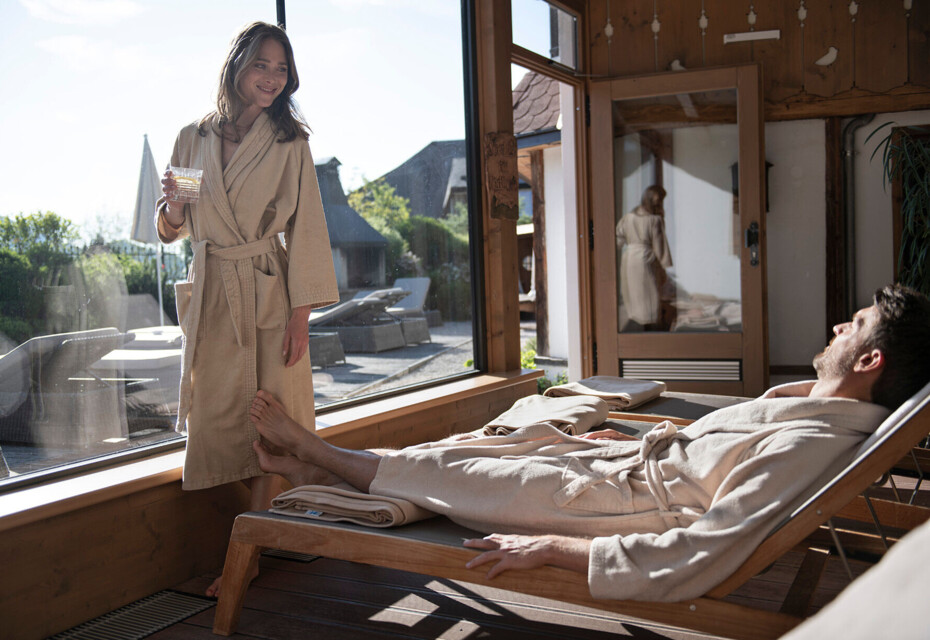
[813,305,880,380]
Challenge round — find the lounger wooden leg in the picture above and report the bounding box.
[212,539,262,636]
[780,546,829,617]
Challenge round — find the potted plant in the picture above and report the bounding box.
[868,123,930,295]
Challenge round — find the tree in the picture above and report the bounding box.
[348,178,411,229]
[348,178,417,281]
[0,211,79,286]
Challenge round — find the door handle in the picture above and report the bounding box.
[744,222,759,266]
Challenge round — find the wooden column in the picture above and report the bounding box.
[530,149,549,356]
[476,0,520,372]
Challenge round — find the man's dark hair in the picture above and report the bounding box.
[867,284,930,409]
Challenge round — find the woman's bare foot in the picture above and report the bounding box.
[205,563,259,599]
[252,440,341,487]
[250,390,320,456]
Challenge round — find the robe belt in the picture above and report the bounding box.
[208,237,281,347]
[175,236,280,432]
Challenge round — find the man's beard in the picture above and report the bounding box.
[813,345,859,380]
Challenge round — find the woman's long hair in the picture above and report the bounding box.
[199,21,310,142]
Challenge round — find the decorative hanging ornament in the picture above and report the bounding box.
[748,3,758,30]
[797,1,807,25]
[849,1,858,22]
[604,17,614,43]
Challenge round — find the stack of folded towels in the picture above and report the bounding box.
[543,375,666,411]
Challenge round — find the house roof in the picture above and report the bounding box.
[512,70,560,136]
[315,157,387,247]
[379,140,466,219]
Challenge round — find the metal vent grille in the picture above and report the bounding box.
[620,359,741,381]
[49,590,214,640]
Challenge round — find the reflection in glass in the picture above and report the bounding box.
[0,2,476,485]
[512,0,578,69]
[613,90,743,334]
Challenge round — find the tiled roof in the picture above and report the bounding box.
[512,70,560,135]
[315,158,387,247]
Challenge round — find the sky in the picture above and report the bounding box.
[0,0,549,240]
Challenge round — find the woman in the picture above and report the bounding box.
[156,21,338,596]
[615,185,673,330]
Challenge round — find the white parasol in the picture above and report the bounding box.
[130,134,165,324]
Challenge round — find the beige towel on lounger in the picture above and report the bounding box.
[482,394,608,436]
[543,375,666,411]
[270,482,437,527]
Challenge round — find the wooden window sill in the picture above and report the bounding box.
[0,370,541,533]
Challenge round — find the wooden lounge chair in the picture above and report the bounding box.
[213,382,930,640]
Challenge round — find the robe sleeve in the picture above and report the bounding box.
[283,142,339,310]
[154,133,189,244]
[586,427,863,602]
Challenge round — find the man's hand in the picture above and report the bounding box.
[463,533,590,579]
[282,305,312,367]
[578,429,638,442]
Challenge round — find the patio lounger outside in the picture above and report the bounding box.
[0,328,135,446]
[309,296,406,353]
[213,382,930,639]
[389,277,442,327]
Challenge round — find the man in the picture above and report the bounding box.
[249,285,930,602]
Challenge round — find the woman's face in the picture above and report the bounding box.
[238,38,289,110]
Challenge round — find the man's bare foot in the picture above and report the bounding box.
[252,440,341,487]
[205,562,259,598]
[250,390,319,455]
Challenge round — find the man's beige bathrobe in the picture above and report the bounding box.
[370,394,888,602]
[156,113,338,490]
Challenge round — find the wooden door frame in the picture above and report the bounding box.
[511,3,595,379]
[589,64,769,396]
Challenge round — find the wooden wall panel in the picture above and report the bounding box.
[0,482,250,639]
[702,0,756,69]
[655,0,703,73]
[856,0,909,93]
[803,0,854,98]
[910,1,930,87]
[753,0,804,102]
[587,0,930,119]
[612,0,657,75]
[588,0,610,77]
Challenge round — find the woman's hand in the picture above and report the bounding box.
[282,304,313,367]
[463,533,590,579]
[160,168,186,224]
[577,429,638,442]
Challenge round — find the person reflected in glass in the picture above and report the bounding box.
[616,185,673,332]
[155,22,338,597]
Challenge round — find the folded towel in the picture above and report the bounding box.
[482,394,608,436]
[270,482,437,528]
[543,376,666,411]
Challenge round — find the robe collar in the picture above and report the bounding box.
[203,111,277,242]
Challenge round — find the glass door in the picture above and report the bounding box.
[589,65,768,396]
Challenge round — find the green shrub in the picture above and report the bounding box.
[0,248,42,342]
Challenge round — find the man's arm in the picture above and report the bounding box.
[463,534,591,578]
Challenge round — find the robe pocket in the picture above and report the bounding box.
[174,281,194,336]
[254,269,288,330]
[554,458,633,514]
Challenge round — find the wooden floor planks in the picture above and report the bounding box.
[158,555,722,639]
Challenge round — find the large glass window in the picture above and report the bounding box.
[0,1,477,485]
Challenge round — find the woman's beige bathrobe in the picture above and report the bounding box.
[370,394,888,602]
[156,113,338,490]
[616,206,672,325]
